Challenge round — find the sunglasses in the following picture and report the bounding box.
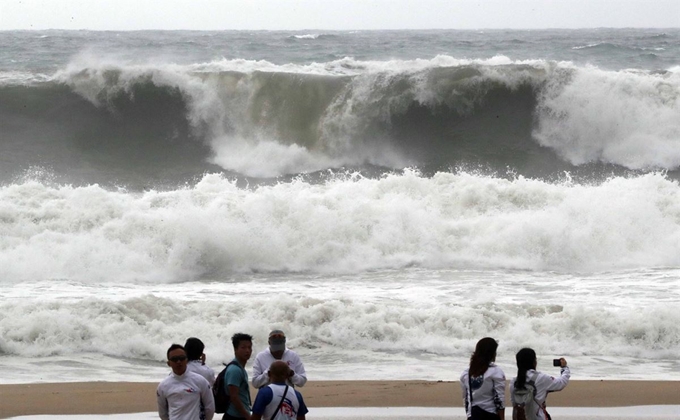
[169,355,187,363]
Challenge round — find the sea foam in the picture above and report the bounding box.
[2,171,680,284]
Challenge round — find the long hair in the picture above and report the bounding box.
[468,337,498,377]
[514,348,536,389]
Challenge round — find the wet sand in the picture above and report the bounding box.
[1,380,679,419]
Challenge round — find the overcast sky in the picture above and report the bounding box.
[1,0,678,31]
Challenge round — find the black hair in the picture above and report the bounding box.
[184,337,205,361]
[469,337,498,377]
[231,333,253,349]
[166,343,185,359]
[514,347,537,390]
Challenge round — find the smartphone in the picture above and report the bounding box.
[552,359,561,367]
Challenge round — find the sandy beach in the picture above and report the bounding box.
[1,380,679,419]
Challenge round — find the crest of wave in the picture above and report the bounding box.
[534,65,680,170]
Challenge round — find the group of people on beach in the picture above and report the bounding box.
[157,330,308,420]
[156,332,569,420]
[460,337,571,420]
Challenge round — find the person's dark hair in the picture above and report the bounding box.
[514,347,537,390]
[184,337,205,361]
[231,333,253,349]
[469,337,498,377]
[166,343,185,358]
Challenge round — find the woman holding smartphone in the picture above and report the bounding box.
[510,348,570,420]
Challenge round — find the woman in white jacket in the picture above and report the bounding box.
[460,337,506,420]
[510,348,570,420]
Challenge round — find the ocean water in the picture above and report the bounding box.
[1,29,680,385]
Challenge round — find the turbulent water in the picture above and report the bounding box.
[1,29,679,384]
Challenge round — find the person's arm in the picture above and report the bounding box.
[250,387,272,420]
[459,371,469,413]
[228,385,251,420]
[289,353,307,387]
[156,386,169,420]
[251,353,269,388]
[493,368,506,420]
[296,391,308,420]
[204,365,216,386]
[509,379,517,420]
[545,362,570,392]
[201,379,215,420]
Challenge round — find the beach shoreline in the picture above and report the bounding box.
[1,380,679,419]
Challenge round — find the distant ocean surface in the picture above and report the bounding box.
[1,29,679,384]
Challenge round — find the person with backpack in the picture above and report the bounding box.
[221,333,254,420]
[251,361,309,420]
[460,337,506,420]
[510,348,570,420]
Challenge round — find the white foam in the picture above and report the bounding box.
[2,172,680,382]
[534,66,680,170]
[3,172,680,281]
[1,269,679,383]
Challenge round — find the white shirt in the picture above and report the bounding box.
[510,367,571,420]
[460,363,506,417]
[253,383,304,420]
[251,348,307,388]
[186,360,216,386]
[157,370,215,420]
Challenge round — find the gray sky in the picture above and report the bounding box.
[1,0,678,30]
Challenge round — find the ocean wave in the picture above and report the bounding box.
[0,71,51,85]
[3,56,680,182]
[572,42,614,51]
[1,290,678,363]
[1,171,680,283]
[290,34,320,40]
[533,66,680,170]
[570,42,667,54]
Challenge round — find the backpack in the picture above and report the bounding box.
[513,372,539,420]
[213,361,237,414]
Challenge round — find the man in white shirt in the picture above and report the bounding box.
[252,330,307,389]
[157,343,215,420]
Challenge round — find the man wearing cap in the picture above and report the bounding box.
[252,330,307,389]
